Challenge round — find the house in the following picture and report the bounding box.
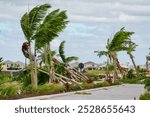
[84,61,98,70]
[69,62,80,69]
[2,60,25,71]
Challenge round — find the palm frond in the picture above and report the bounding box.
[20,4,51,41]
[66,56,78,63]
[109,27,134,52]
[59,41,66,63]
[94,50,108,58]
[34,9,68,50]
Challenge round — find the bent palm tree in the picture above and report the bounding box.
[126,41,138,75]
[20,4,51,88]
[34,9,68,82]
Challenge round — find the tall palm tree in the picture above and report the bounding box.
[146,55,150,71]
[20,4,51,88]
[107,27,134,80]
[34,9,68,82]
[0,57,3,71]
[126,41,138,75]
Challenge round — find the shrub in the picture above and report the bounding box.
[67,85,81,91]
[0,81,22,99]
[144,77,150,91]
[0,74,12,85]
[81,83,95,89]
[126,69,135,79]
[140,93,150,100]
[14,70,31,86]
[113,80,122,85]
[37,83,65,95]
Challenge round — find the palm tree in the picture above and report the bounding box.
[34,9,68,82]
[126,41,138,75]
[21,4,51,88]
[0,57,3,71]
[94,39,112,80]
[108,27,134,79]
[146,55,150,71]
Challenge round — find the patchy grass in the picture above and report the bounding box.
[140,92,150,100]
[75,91,92,95]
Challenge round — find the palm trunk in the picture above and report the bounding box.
[111,53,118,83]
[105,56,109,80]
[47,43,55,82]
[116,58,125,78]
[146,60,149,71]
[129,53,138,76]
[29,42,37,88]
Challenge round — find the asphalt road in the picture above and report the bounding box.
[46,84,145,100]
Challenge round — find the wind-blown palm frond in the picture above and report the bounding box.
[20,3,51,41]
[59,41,66,63]
[34,9,68,50]
[66,56,78,63]
[109,27,134,52]
[94,51,108,58]
[126,41,138,54]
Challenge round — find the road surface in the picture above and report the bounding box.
[46,84,145,100]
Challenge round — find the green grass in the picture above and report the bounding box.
[75,91,91,95]
[140,92,150,100]
[0,81,21,99]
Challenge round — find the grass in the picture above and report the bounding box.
[140,92,150,100]
[75,91,92,95]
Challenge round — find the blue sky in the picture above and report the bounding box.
[0,0,150,65]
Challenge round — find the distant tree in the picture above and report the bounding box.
[146,51,150,71]
[126,41,138,75]
[0,57,3,71]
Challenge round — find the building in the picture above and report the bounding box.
[2,60,25,71]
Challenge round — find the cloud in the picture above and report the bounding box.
[0,0,149,65]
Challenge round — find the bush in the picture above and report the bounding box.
[144,77,150,91]
[113,80,122,85]
[37,83,65,95]
[126,69,135,79]
[14,70,31,86]
[67,85,81,91]
[81,83,95,89]
[0,74,12,85]
[0,81,22,99]
[84,70,100,78]
[140,93,150,100]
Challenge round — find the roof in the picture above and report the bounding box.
[3,60,13,64]
[70,62,80,68]
[84,61,97,65]
[3,60,25,66]
[15,61,25,66]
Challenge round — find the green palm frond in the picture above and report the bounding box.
[109,27,134,52]
[20,3,51,41]
[94,50,108,58]
[34,9,68,50]
[66,56,78,63]
[59,41,66,63]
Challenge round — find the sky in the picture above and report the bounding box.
[0,0,150,65]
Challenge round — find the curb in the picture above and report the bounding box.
[19,85,124,100]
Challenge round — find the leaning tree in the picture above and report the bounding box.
[21,3,68,87]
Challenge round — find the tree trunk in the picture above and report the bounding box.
[111,53,118,83]
[47,43,55,82]
[29,43,37,88]
[129,53,138,76]
[105,56,109,80]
